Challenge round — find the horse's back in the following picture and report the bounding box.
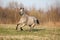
[27,16,37,25]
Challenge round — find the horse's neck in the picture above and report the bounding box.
[22,13,28,17]
[21,10,29,16]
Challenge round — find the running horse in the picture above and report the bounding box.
[16,8,39,31]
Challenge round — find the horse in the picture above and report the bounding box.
[16,8,39,31]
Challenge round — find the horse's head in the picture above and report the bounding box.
[19,8,24,16]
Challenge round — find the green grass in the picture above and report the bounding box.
[0,24,60,40]
[0,27,55,36]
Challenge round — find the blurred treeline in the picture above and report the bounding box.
[0,1,60,24]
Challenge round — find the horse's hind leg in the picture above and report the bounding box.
[30,24,35,31]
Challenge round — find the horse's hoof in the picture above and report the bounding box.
[20,27,23,31]
[21,29,23,31]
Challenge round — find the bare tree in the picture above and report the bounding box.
[8,1,19,9]
[0,0,3,7]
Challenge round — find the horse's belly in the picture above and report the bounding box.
[27,18,34,25]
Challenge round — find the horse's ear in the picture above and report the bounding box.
[23,8,24,10]
[20,8,24,9]
[20,8,22,10]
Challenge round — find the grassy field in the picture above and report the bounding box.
[0,24,60,40]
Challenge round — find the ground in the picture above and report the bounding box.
[0,24,60,40]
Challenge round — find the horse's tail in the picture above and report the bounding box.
[36,19,39,24]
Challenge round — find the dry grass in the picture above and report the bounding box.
[0,24,60,40]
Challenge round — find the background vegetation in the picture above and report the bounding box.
[0,1,60,26]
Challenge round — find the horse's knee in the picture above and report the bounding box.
[17,24,20,26]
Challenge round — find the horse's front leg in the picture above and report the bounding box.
[20,24,25,31]
[16,24,20,30]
